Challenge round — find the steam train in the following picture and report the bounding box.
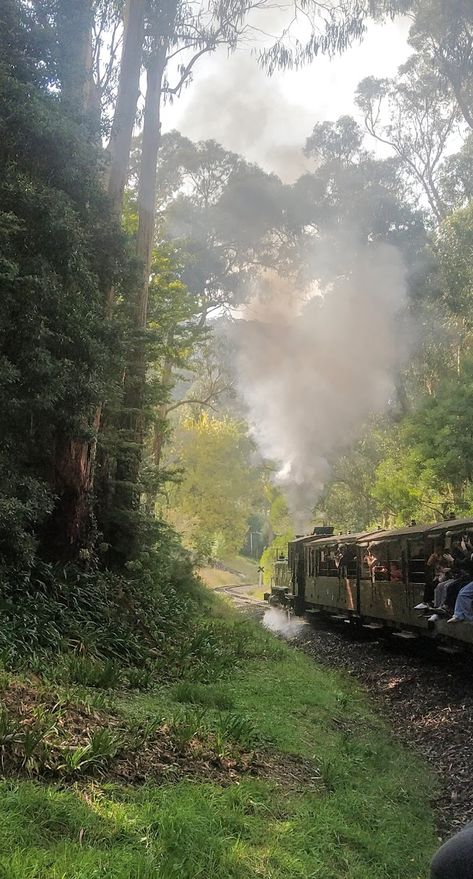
[267,518,473,649]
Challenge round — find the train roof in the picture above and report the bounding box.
[289,518,473,551]
[306,531,363,546]
[358,517,473,544]
[287,518,473,554]
[288,534,318,545]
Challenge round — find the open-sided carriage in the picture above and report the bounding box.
[268,517,473,649]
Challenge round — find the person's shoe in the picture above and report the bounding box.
[414,602,431,610]
[447,616,461,623]
[427,614,439,622]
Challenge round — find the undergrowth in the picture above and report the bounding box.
[0,531,205,669]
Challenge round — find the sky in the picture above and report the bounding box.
[161,15,412,180]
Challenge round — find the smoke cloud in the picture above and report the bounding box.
[231,241,407,529]
[175,53,313,183]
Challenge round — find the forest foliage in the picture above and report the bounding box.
[1,0,473,638]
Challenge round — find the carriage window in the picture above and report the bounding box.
[318,548,338,576]
[387,540,404,583]
[408,538,426,584]
[345,549,357,577]
[307,547,316,577]
[372,544,389,582]
[362,543,388,582]
[361,547,370,580]
[335,546,357,577]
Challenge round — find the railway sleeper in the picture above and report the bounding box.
[391,630,419,640]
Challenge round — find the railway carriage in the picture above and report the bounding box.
[304,531,360,617]
[269,517,473,649]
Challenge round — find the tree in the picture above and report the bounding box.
[156,133,292,313]
[435,202,473,321]
[4,0,453,566]
[313,427,388,532]
[356,59,461,223]
[0,0,129,561]
[304,115,366,165]
[440,133,473,209]
[408,0,473,130]
[104,0,147,217]
[104,0,432,555]
[386,359,473,517]
[299,115,427,294]
[165,414,265,559]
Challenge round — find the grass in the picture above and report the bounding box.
[0,776,433,879]
[198,566,240,588]
[0,596,439,879]
[246,584,266,600]
[199,554,259,589]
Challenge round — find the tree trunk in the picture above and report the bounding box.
[152,350,174,469]
[104,0,146,216]
[92,0,147,545]
[56,0,97,122]
[111,51,166,558]
[135,53,165,317]
[41,424,99,561]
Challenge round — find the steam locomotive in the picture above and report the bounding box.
[267,518,473,649]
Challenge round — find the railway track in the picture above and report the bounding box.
[214,583,267,609]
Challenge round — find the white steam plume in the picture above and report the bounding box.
[174,54,313,183]
[262,606,308,639]
[231,242,407,529]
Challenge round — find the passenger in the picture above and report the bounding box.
[430,546,454,581]
[440,571,471,611]
[430,820,473,878]
[433,536,473,617]
[427,574,468,622]
[334,545,347,579]
[447,580,473,623]
[365,546,387,582]
[415,544,453,610]
[389,561,403,582]
[443,537,473,609]
[424,536,473,621]
[364,546,377,574]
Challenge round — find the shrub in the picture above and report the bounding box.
[0,528,206,671]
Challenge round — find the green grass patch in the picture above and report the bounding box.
[0,772,433,879]
[0,599,438,878]
[220,554,259,581]
[199,554,259,588]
